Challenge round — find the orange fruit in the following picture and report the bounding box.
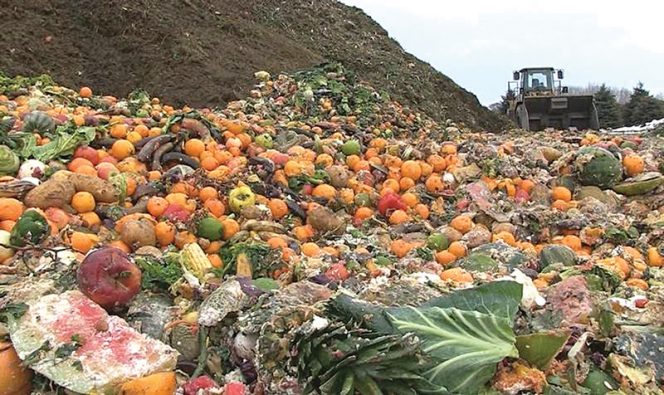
[70,231,98,253]
[450,215,474,234]
[79,86,93,98]
[268,199,289,219]
[0,198,25,221]
[551,186,572,202]
[400,160,422,180]
[110,123,128,139]
[198,187,218,203]
[435,250,457,265]
[312,184,336,201]
[155,221,176,246]
[184,139,206,157]
[201,156,220,171]
[71,191,96,213]
[147,197,169,217]
[389,210,410,225]
[110,139,135,160]
[440,268,473,283]
[221,218,240,240]
[204,199,225,217]
[447,241,467,258]
[302,242,321,257]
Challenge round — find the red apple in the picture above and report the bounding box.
[74,145,100,165]
[77,247,142,310]
[162,204,190,222]
[95,162,119,180]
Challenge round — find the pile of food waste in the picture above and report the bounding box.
[0,64,663,394]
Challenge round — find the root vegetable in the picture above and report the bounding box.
[307,206,346,235]
[120,219,157,249]
[23,171,119,209]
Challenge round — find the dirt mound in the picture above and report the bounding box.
[0,0,507,130]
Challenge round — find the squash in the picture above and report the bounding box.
[612,172,664,196]
[574,147,622,189]
[539,245,577,269]
[0,341,32,395]
[21,110,55,134]
[119,371,177,395]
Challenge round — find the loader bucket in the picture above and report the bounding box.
[521,95,599,131]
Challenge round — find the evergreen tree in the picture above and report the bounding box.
[623,83,664,126]
[497,89,516,114]
[594,84,623,128]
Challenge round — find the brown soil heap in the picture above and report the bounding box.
[0,0,507,129]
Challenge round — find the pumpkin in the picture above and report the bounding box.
[574,147,622,189]
[21,110,55,133]
[539,245,577,269]
[0,341,32,395]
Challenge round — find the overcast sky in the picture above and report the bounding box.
[340,0,664,105]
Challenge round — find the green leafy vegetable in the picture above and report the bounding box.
[515,331,570,369]
[389,306,518,393]
[32,126,96,162]
[136,254,183,291]
[218,241,281,278]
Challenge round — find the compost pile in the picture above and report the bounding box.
[0,64,663,394]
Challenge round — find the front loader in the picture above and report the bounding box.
[507,67,599,131]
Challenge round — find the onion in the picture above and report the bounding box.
[18,159,46,179]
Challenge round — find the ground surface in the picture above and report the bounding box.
[0,0,507,130]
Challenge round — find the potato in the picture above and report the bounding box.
[120,219,156,250]
[307,206,346,235]
[23,176,76,209]
[326,165,349,188]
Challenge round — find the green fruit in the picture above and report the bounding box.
[426,233,450,251]
[612,172,664,196]
[539,245,577,269]
[10,210,50,247]
[620,141,638,150]
[196,217,224,241]
[574,147,622,189]
[341,139,361,156]
[22,111,55,133]
[255,133,273,149]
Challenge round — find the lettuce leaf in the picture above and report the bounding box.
[389,306,518,393]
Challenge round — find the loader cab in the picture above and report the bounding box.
[510,68,565,99]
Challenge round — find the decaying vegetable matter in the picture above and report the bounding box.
[0,64,663,394]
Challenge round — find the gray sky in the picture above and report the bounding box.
[340,0,664,105]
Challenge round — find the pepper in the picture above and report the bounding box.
[229,185,256,213]
[10,210,50,247]
[377,192,407,216]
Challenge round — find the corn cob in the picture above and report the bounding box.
[181,243,213,281]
